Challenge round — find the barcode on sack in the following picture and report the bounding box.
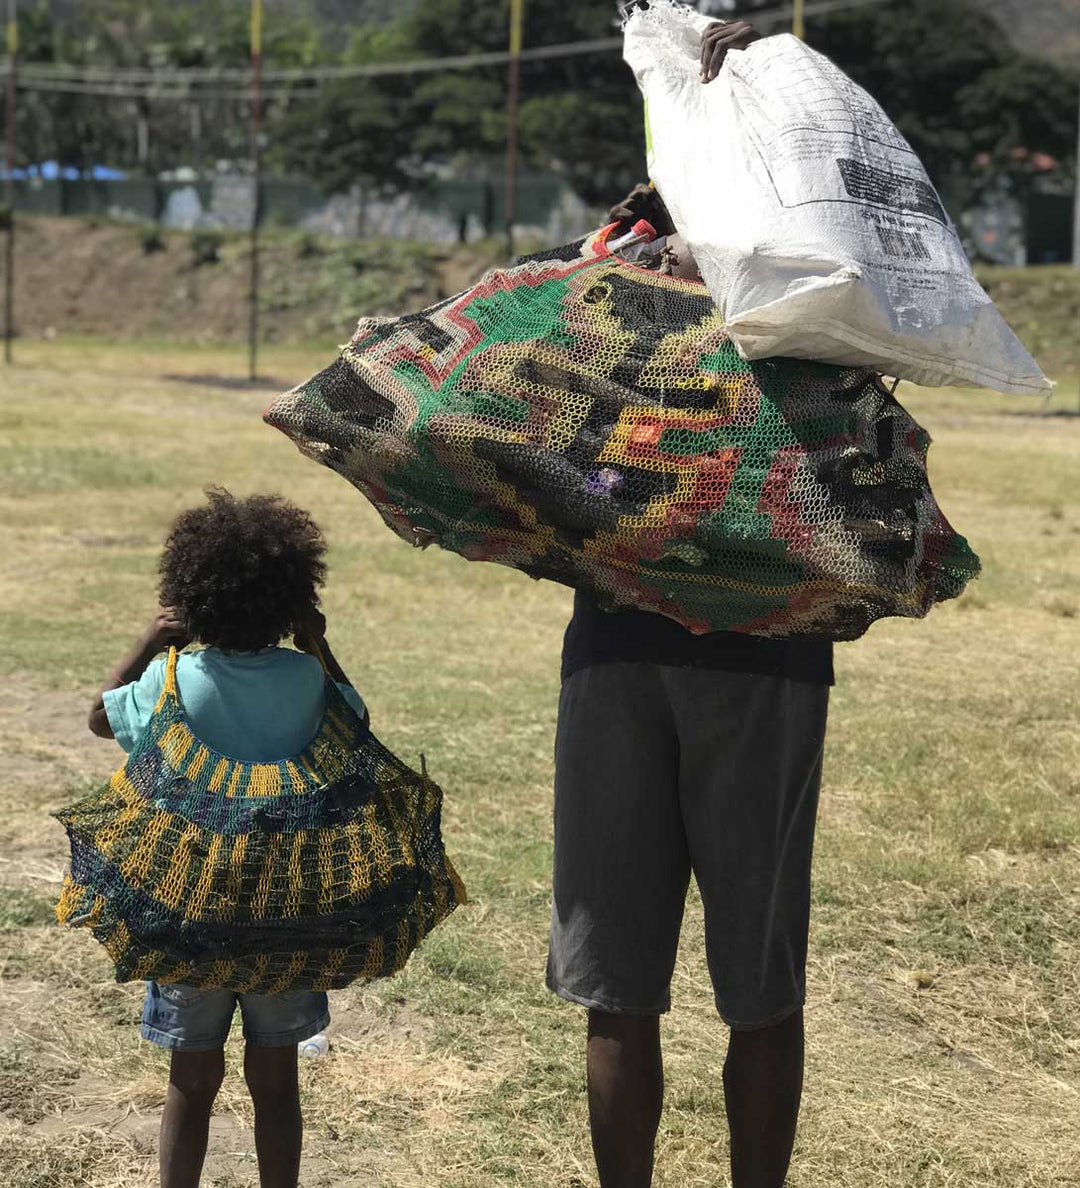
[837,158,948,224]
[874,225,932,261]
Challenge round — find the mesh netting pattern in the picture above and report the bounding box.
[55,649,465,993]
[265,227,979,639]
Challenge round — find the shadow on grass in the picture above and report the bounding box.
[162,373,289,391]
[1004,408,1080,419]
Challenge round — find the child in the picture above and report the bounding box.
[86,489,368,1188]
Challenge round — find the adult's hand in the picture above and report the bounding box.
[606,183,676,237]
[700,20,762,83]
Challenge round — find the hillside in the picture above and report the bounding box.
[6,215,1079,386]
[982,0,1080,66]
[7,215,503,349]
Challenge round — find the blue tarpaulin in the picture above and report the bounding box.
[0,160,128,181]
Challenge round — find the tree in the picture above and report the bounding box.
[277,0,1077,212]
[809,0,1077,209]
[7,0,1074,217]
[273,0,643,205]
[3,0,329,175]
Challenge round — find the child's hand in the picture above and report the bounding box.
[293,603,327,654]
[142,606,190,654]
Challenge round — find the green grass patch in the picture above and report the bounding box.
[0,446,171,498]
[0,343,1076,1186]
[0,887,55,929]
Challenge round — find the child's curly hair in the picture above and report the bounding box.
[159,489,327,652]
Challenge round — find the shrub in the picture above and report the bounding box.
[139,223,165,254]
[191,228,224,266]
[297,231,324,259]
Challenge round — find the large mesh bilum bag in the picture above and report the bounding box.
[265,228,979,641]
[56,647,466,993]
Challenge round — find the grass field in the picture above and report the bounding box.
[0,340,1078,1187]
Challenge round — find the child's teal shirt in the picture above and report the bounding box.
[104,646,366,762]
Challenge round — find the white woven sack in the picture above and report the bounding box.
[623,3,1051,396]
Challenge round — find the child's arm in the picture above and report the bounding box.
[294,607,369,725]
[293,605,353,689]
[88,607,189,738]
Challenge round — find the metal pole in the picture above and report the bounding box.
[1073,78,1079,413]
[793,0,805,39]
[1073,76,1080,270]
[504,0,523,258]
[4,0,17,366]
[248,0,262,382]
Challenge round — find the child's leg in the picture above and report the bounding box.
[237,988,328,1188]
[244,1043,302,1188]
[142,982,236,1188]
[160,1048,226,1188]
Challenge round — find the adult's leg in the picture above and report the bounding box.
[160,1048,226,1188]
[723,1008,804,1188]
[587,1011,664,1188]
[670,670,827,1188]
[547,664,689,1188]
[244,1043,303,1188]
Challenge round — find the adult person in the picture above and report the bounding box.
[545,19,830,1188]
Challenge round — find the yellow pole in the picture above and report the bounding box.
[504,0,524,256]
[509,0,523,57]
[248,0,263,380]
[4,0,17,365]
[793,0,805,39]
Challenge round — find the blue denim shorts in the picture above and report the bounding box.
[141,981,330,1051]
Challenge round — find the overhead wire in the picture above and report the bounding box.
[2,0,894,100]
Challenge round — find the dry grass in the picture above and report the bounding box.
[0,341,1077,1186]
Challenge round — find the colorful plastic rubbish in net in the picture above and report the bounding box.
[265,228,980,640]
[55,649,465,993]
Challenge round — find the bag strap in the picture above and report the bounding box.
[308,638,331,676]
[305,639,368,731]
[150,644,181,715]
[163,645,180,697]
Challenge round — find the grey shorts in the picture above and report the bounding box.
[141,981,329,1051]
[547,663,828,1030]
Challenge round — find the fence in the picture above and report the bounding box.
[9,171,597,245]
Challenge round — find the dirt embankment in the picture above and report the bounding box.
[6,215,1080,380]
[975,266,1080,383]
[7,214,505,346]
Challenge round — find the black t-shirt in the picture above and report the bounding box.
[561,592,835,685]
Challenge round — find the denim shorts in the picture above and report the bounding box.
[547,663,828,1030]
[141,981,330,1051]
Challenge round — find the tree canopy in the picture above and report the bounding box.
[3,0,1075,215]
[808,0,1077,206]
